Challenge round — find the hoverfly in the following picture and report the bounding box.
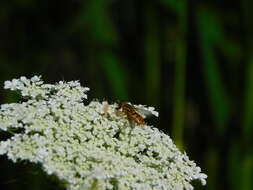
[116,101,155,126]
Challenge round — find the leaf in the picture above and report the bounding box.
[197,7,231,134]
[101,53,129,100]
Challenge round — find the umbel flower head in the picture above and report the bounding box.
[0,76,207,190]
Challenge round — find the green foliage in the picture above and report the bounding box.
[144,2,161,105]
[197,7,231,133]
[242,45,253,140]
[101,53,129,100]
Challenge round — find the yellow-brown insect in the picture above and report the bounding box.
[117,101,146,126]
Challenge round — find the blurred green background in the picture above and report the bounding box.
[0,0,252,189]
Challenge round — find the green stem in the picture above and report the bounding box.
[172,0,187,149]
[144,2,161,106]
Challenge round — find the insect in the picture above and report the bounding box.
[117,101,153,126]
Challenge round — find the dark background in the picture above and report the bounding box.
[0,0,252,189]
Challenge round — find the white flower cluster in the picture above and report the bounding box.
[0,76,207,190]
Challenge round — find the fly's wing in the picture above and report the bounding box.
[133,104,159,118]
[135,108,153,118]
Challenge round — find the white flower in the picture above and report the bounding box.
[0,76,207,190]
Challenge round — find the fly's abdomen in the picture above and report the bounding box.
[128,112,146,125]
